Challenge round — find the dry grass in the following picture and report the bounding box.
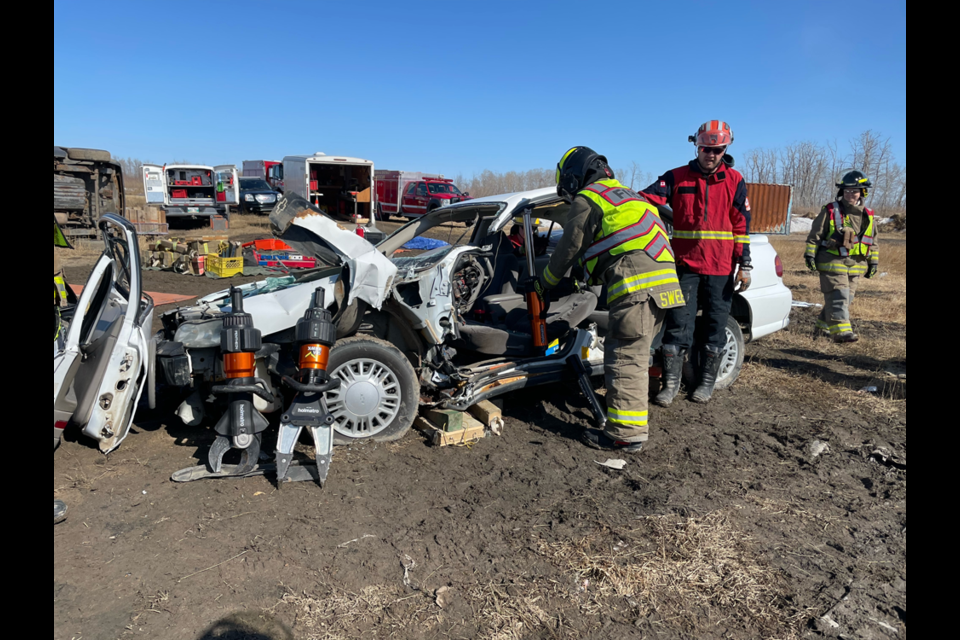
[535,511,803,638]
[739,361,905,416]
[274,512,802,639]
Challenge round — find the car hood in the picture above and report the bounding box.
[270,194,397,309]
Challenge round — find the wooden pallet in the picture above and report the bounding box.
[414,415,486,447]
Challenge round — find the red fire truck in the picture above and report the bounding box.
[243,160,283,191]
[375,171,470,219]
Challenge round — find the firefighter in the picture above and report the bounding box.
[805,171,879,343]
[54,218,72,525]
[642,121,752,406]
[533,147,685,453]
[54,217,72,355]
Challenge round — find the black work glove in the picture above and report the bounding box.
[735,263,753,292]
[805,256,818,272]
[522,277,550,314]
[865,264,879,279]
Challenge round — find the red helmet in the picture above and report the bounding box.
[690,120,734,147]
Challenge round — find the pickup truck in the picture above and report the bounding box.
[376,171,470,219]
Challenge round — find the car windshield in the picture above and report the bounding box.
[427,183,462,195]
[241,179,271,191]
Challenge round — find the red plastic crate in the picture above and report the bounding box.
[191,176,203,186]
[310,180,319,191]
[171,189,188,199]
[253,239,292,251]
[174,180,190,186]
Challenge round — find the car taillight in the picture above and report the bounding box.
[55,421,67,431]
[775,255,784,278]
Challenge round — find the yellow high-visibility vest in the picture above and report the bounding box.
[577,179,675,283]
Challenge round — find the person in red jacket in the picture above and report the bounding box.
[642,121,753,405]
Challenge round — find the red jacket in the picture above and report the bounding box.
[642,160,752,276]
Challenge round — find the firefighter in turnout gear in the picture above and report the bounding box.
[54,217,73,525]
[537,147,684,453]
[805,171,879,343]
[54,217,73,355]
[642,121,752,406]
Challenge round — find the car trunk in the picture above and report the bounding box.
[307,162,373,221]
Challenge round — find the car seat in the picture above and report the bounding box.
[457,234,597,357]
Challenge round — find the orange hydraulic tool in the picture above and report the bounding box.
[522,206,548,350]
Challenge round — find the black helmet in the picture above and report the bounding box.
[556,147,614,203]
[836,170,873,198]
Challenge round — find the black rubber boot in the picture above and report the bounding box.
[692,346,724,404]
[655,345,686,407]
[581,429,644,454]
[54,500,68,525]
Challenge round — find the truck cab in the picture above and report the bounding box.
[400,178,468,216]
[142,164,239,220]
[243,160,283,191]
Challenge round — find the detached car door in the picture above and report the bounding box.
[53,215,155,454]
[215,165,240,206]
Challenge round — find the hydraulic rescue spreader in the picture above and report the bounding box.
[207,287,276,475]
[276,287,341,487]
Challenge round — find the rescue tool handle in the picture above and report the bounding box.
[521,205,549,350]
[281,376,342,394]
[566,355,607,429]
[211,379,276,404]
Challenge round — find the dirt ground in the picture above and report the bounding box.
[54,225,906,640]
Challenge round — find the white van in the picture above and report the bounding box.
[282,153,374,222]
[142,164,239,219]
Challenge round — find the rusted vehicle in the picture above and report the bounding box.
[54,146,125,237]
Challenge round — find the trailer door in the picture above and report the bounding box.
[215,165,240,205]
[143,164,167,205]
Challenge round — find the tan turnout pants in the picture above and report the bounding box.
[816,252,867,336]
[604,295,666,443]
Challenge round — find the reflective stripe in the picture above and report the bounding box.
[542,264,562,287]
[607,408,649,426]
[735,235,750,244]
[584,183,608,194]
[805,243,818,257]
[584,211,661,262]
[673,230,735,240]
[817,319,851,335]
[817,263,867,274]
[644,234,675,262]
[607,269,680,303]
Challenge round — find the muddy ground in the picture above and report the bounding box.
[54,227,906,640]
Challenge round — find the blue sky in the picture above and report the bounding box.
[54,0,906,179]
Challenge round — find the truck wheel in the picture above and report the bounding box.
[325,336,420,444]
[682,315,745,391]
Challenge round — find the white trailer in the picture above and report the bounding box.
[142,163,239,219]
[282,153,375,222]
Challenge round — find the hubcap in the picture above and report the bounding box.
[719,327,739,382]
[326,358,401,438]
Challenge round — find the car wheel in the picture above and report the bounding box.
[325,336,420,444]
[682,315,745,391]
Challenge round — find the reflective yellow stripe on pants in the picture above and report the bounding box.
[607,408,649,427]
[816,319,852,335]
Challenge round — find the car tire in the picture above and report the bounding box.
[325,336,420,445]
[682,315,745,391]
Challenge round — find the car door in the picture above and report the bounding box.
[142,164,168,206]
[53,214,155,454]
[401,182,418,214]
[215,165,240,205]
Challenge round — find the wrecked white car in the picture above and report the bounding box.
[154,190,792,447]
